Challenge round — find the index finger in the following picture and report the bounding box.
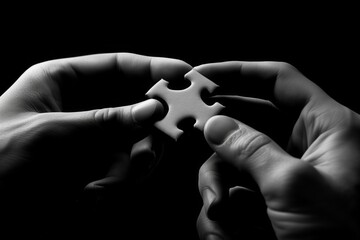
[195,61,327,109]
[43,52,192,88]
[24,53,192,109]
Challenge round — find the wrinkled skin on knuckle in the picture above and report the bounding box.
[277,62,298,74]
[225,128,272,164]
[93,107,130,130]
[198,168,220,195]
[6,61,67,113]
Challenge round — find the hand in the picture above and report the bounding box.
[196,61,360,239]
[0,53,191,228]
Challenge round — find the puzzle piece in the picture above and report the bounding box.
[146,69,224,140]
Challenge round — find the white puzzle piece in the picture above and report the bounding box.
[146,69,224,140]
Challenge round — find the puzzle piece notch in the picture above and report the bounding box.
[146,69,224,140]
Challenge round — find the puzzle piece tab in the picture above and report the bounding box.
[146,69,224,140]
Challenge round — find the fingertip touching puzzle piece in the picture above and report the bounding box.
[146,69,225,140]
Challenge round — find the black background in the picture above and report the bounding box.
[1,4,359,239]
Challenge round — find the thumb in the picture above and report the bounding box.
[35,98,164,155]
[204,115,299,199]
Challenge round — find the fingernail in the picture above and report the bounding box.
[205,116,239,145]
[132,99,164,124]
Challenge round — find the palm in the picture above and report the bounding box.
[265,99,360,239]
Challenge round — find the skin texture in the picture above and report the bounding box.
[196,61,360,240]
[0,53,192,235]
[1,55,359,239]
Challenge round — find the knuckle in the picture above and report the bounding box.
[92,107,136,132]
[93,108,126,126]
[198,156,223,185]
[276,61,297,73]
[198,166,214,189]
[20,62,48,81]
[26,60,76,84]
[263,61,298,77]
[198,161,211,177]
[198,169,220,190]
[260,61,294,72]
[93,108,111,124]
[229,129,272,160]
[198,155,217,177]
